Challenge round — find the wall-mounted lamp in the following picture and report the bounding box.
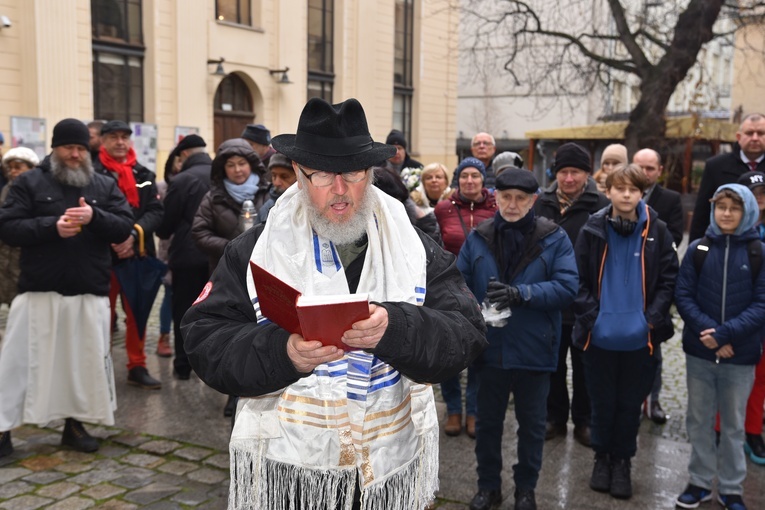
[207,58,226,76]
[269,67,292,84]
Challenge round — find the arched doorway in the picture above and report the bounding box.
[213,74,254,150]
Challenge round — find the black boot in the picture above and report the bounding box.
[0,430,13,458]
[127,366,162,390]
[589,453,611,492]
[469,489,502,510]
[514,488,536,510]
[223,395,238,418]
[609,457,632,499]
[61,418,99,453]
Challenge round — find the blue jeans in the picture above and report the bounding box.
[685,354,755,495]
[440,363,478,416]
[474,366,550,491]
[583,345,656,459]
[159,282,172,335]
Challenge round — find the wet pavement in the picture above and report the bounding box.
[2,279,765,509]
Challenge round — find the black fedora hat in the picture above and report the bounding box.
[271,98,396,173]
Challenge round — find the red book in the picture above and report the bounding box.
[250,261,370,351]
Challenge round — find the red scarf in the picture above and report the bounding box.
[99,146,140,208]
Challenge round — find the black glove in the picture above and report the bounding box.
[486,281,523,310]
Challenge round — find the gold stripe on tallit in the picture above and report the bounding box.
[363,393,411,422]
[280,393,347,407]
[280,415,350,429]
[362,418,413,442]
[353,412,411,436]
[277,404,349,422]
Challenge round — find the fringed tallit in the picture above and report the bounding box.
[231,185,438,509]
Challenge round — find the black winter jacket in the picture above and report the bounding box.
[156,152,212,269]
[534,177,609,324]
[93,157,163,258]
[572,203,679,350]
[0,159,134,296]
[180,225,488,397]
[689,143,765,241]
[645,184,684,247]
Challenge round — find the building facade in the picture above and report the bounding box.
[0,0,459,171]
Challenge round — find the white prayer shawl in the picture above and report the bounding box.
[233,184,437,510]
[0,292,116,431]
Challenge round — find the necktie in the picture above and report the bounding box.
[749,161,758,172]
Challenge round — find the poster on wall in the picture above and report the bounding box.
[10,116,47,160]
[130,122,158,172]
[174,126,200,145]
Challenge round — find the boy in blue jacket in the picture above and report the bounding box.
[573,164,678,500]
[674,184,765,510]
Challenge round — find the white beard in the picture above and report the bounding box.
[300,183,377,245]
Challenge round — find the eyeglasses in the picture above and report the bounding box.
[298,165,369,187]
[472,141,493,147]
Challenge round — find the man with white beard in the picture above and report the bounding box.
[0,118,134,458]
[182,98,487,510]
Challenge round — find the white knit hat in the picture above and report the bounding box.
[2,146,40,169]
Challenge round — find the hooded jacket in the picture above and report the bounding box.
[191,139,267,274]
[676,183,765,365]
[457,214,578,371]
[572,201,679,351]
[434,189,497,256]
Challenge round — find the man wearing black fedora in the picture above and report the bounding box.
[182,97,487,510]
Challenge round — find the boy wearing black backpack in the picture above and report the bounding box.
[675,184,765,510]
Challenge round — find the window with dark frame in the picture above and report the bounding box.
[393,0,414,145]
[91,0,144,122]
[216,0,251,26]
[307,0,334,102]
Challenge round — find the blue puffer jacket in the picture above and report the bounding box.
[675,183,765,365]
[457,214,578,371]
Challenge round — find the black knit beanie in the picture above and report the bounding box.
[553,142,591,174]
[51,118,90,148]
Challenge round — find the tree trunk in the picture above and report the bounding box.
[624,0,724,152]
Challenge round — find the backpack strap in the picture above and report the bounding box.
[693,235,762,283]
[747,238,762,283]
[692,236,711,277]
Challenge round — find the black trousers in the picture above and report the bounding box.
[583,345,657,459]
[546,323,591,426]
[171,265,210,376]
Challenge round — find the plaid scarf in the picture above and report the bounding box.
[556,186,581,215]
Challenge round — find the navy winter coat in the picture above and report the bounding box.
[457,215,578,371]
[676,230,765,366]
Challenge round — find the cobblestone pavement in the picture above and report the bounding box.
[1,252,765,509]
